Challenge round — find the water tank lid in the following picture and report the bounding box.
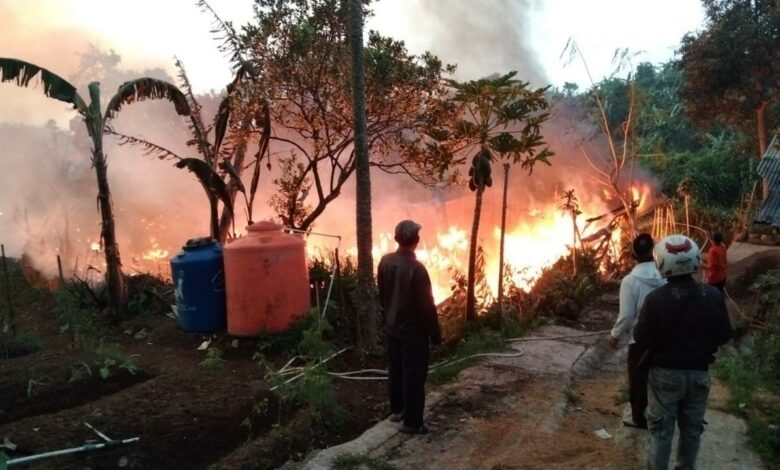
[185,237,217,248]
[247,220,282,232]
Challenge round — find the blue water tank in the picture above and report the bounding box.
[170,237,226,332]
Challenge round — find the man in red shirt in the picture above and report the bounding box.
[704,231,727,292]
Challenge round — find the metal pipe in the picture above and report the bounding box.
[7,438,139,466]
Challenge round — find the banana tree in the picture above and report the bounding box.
[434,72,553,322]
[108,60,270,241]
[0,58,191,317]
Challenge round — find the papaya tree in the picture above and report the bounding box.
[0,58,191,317]
[427,72,552,322]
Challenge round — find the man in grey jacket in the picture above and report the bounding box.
[607,233,665,428]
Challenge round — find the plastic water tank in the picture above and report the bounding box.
[224,221,310,336]
[170,237,226,332]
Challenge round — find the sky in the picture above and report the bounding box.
[0,0,706,122]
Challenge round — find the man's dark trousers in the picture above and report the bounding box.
[387,329,429,429]
[628,343,649,427]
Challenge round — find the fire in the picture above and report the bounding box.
[486,210,572,292]
[142,248,170,261]
[631,182,654,213]
[90,242,101,252]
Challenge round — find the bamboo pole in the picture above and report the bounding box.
[1,244,16,335]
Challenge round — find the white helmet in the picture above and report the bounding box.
[653,234,700,278]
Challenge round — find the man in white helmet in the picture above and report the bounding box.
[634,234,733,470]
[607,233,665,429]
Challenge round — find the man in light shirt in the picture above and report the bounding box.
[607,233,665,429]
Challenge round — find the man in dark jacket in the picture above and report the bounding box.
[634,234,733,470]
[377,220,442,434]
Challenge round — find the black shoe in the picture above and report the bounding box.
[399,424,429,435]
[389,412,403,423]
[622,418,648,429]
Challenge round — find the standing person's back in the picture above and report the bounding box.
[608,234,665,429]
[377,220,441,434]
[635,235,733,470]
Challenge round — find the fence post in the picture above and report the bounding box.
[1,244,16,335]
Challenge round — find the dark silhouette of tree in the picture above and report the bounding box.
[238,0,458,231]
[679,0,780,196]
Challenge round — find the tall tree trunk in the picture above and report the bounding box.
[757,101,769,199]
[497,164,509,311]
[466,186,484,323]
[348,0,378,349]
[88,83,125,318]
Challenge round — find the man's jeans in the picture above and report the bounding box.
[646,368,710,470]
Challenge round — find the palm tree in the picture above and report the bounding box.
[441,72,552,322]
[348,0,378,348]
[0,58,191,317]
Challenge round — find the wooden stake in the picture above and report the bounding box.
[57,254,65,285]
[1,244,16,335]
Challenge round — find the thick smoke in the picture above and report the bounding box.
[371,0,547,85]
[0,1,657,290]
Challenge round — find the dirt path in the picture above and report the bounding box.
[290,297,766,469]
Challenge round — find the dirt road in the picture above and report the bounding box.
[292,294,766,469]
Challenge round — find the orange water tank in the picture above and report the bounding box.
[223,221,310,336]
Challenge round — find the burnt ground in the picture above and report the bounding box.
[1,247,777,470]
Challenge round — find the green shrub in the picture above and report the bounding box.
[93,343,137,379]
[200,346,226,371]
[713,268,780,467]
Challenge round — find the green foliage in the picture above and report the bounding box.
[257,308,341,422]
[713,268,780,467]
[241,396,272,436]
[332,453,397,470]
[2,330,45,358]
[93,343,137,379]
[239,0,458,230]
[55,280,106,348]
[679,0,780,134]
[746,413,780,470]
[640,132,753,209]
[200,346,227,371]
[308,253,359,342]
[751,270,780,382]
